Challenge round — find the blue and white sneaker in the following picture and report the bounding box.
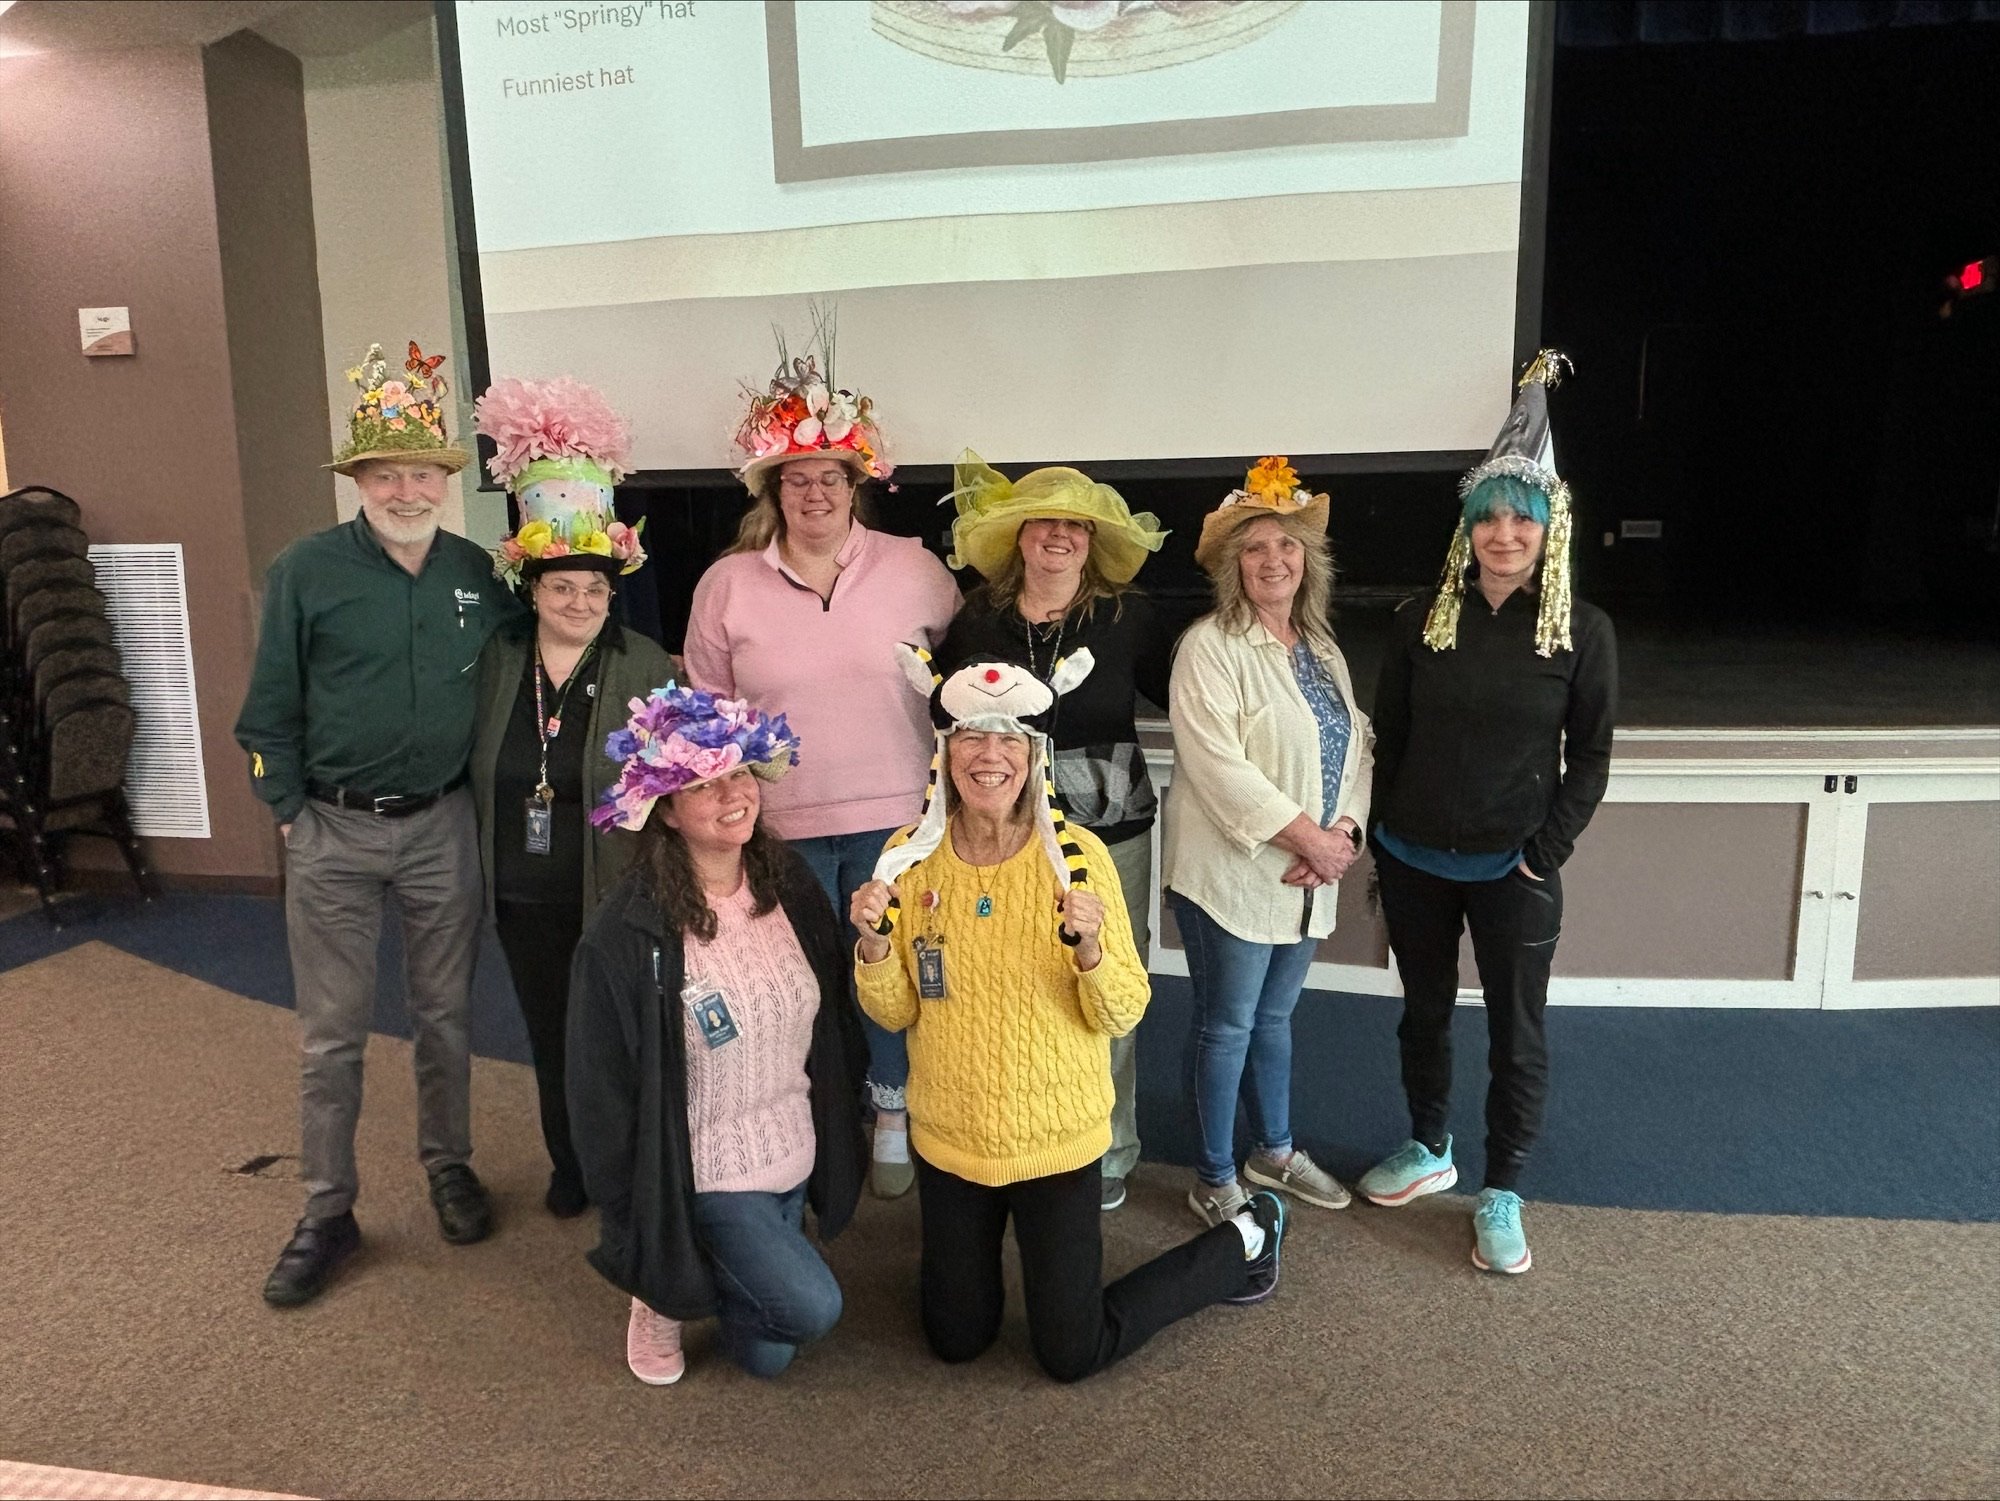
[1226,1191,1287,1305]
[1357,1136,1458,1207]
[1471,1188,1532,1274]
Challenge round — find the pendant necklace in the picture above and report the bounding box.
[1022,609,1064,681]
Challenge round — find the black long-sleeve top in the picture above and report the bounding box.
[1369,587,1618,877]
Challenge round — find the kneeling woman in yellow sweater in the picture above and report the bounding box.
[850,648,1286,1382]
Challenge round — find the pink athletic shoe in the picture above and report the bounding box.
[626,1298,685,1386]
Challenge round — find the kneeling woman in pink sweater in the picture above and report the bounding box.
[566,685,868,1386]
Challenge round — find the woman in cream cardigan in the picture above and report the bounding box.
[1163,459,1373,1229]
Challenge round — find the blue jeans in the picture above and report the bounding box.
[1169,890,1318,1187]
[792,825,907,1111]
[691,1182,843,1378]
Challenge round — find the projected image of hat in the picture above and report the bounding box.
[732,303,891,491]
[1193,457,1329,571]
[328,340,469,477]
[943,450,1168,586]
[475,376,647,587]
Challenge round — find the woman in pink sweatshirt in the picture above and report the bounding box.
[683,331,958,1198]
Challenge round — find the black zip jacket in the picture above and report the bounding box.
[564,847,869,1319]
[1370,587,1617,877]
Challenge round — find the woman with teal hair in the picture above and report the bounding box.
[1358,354,1618,1276]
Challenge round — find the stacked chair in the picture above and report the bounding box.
[0,486,154,921]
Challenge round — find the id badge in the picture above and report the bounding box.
[686,987,739,1048]
[915,939,948,1001]
[523,798,552,856]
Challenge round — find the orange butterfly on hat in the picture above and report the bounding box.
[405,340,448,397]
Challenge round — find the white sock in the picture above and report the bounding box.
[1230,1210,1265,1260]
[873,1126,910,1165]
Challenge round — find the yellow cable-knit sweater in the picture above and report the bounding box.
[856,821,1150,1187]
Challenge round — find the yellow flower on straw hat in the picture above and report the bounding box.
[1193,456,1330,571]
[943,449,1168,585]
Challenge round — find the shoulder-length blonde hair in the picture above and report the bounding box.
[972,532,1129,626]
[724,467,876,555]
[1201,511,1340,659]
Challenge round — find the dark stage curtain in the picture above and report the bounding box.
[1557,0,2000,47]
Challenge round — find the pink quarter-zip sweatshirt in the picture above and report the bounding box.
[683,524,961,842]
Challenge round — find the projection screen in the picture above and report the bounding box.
[445,0,1540,474]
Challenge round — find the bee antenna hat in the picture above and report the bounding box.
[864,645,1097,942]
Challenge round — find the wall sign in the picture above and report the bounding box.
[79,307,134,357]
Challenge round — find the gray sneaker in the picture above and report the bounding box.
[1187,1177,1251,1228]
[1244,1148,1352,1210]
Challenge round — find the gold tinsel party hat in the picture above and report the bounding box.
[1422,349,1575,657]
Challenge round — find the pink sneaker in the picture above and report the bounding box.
[626,1298,685,1386]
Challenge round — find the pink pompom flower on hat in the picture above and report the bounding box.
[475,375,634,489]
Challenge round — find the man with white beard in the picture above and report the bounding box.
[236,342,520,1306]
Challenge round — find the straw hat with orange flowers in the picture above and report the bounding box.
[1191,457,1330,571]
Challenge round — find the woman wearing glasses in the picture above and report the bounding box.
[469,377,675,1217]
[683,329,959,1197]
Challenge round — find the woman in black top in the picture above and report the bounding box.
[1357,359,1617,1277]
[937,453,1169,1210]
[469,555,674,1216]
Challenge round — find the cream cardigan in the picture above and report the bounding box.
[1162,614,1374,945]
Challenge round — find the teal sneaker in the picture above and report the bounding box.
[1357,1137,1457,1207]
[1471,1188,1532,1274]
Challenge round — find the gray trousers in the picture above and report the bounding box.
[1103,830,1154,1182]
[284,787,483,1218]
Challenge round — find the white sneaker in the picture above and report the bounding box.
[626,1297,685,1386]
[1187,1177,1251,1228]
[1244,1147,1352,1210]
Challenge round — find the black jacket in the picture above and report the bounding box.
[564,846,869,1319]
[1370,587,1617,876]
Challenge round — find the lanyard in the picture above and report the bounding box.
[532,640,593,803]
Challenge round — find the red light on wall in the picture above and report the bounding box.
[1962,260,1987,291]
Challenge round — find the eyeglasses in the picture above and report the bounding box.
[539,580,613,603]
[779,472,855,495]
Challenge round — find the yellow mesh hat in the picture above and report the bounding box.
[943,450,1168,584]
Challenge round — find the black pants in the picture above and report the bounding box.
[494,898,585,1194]
[914,1152,1249,1383]
[1373,845,1563,1191]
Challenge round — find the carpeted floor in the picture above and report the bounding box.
[3,893,1996,1223]
[3,943,1996,1500]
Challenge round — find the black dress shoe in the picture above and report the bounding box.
[428,1163,493,1245]
[262,1212,360,1307]
[545,1172,589,1219]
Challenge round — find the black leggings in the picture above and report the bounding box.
[494,899,585,1193]
[915,1153,1248,1383]
[1373,844,1562,1190]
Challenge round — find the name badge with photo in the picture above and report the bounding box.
[915,938,948,1001]
[523,798,552,856]
[685,987,739,1048]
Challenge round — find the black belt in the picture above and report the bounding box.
[307,772,467,818]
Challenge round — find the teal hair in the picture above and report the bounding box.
[1462,474,1551,528]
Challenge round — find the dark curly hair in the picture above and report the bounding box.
[633,802,789,942]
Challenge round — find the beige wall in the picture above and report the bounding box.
[0,46,283,886]
[302,13,504,544]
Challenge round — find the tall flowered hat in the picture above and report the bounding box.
[943,450,1168,585]
[474,376,647,586]
[589,682,800,833]
[1422,349,1575,657]
[864,645,1096,944]
[328,340,469,476]
[733,305,891,491]
[1192,456,1329,570]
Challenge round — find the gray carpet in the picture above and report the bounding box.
[2,943,1995,1500]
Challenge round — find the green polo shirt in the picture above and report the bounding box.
[235,516,523,821]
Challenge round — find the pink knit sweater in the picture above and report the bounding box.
[682,524,961,841]
[681,882,820,1195]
